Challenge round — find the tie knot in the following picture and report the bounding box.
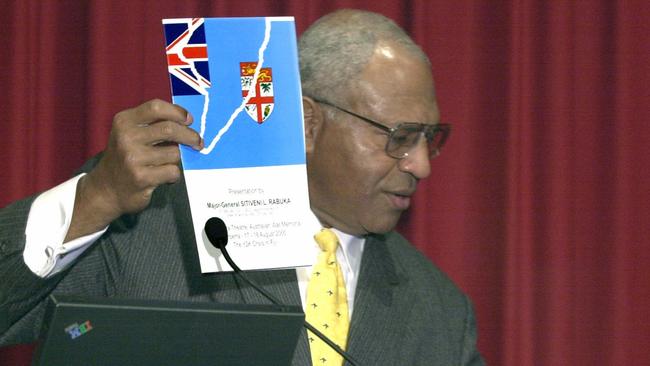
[314,228,339,253]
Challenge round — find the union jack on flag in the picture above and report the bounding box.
[163,18,211,96]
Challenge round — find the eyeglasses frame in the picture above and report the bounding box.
[309,96,451,159]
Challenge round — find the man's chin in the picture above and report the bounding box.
[361,215,402,235]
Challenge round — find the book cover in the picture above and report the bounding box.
[163,17,316,272]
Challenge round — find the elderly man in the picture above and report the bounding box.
[0,9,483,365]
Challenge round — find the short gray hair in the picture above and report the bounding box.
[299,9,430,105]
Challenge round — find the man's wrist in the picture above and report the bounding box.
[64,173,121,242]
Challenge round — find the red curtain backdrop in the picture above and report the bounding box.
[1,1,649,365]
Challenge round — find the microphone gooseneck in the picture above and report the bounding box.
[203,217,360,366]
[205,217,280,305]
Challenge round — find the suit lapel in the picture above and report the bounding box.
[346,234,413,365]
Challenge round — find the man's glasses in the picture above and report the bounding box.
[311,97,451,159]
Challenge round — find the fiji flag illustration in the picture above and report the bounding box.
[162,17,305,170]
[164,18,211,96]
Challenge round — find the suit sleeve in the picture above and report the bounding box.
[0,153,113,346]
[0,195,67,344]
[460,297,485,366]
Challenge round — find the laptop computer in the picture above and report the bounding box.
[32,295,304,366]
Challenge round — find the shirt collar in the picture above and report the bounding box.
[330,227,365,278]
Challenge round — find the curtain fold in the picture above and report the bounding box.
[1,1,648,365]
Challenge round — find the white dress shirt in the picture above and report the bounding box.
[23,176,365,316]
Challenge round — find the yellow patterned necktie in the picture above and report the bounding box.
[306,228,350,366]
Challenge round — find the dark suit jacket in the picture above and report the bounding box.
[0,177,484,365]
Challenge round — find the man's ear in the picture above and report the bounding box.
[303,96,325,154]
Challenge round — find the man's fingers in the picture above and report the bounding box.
[123,163,181,192]
[144,164,182,186]
[134,99,192,125]
[140,145,182,166]
[142,120,203,149]
[109,99,201,151]
[114,99,192,129]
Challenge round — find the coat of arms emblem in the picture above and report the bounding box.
[240,62,274,123]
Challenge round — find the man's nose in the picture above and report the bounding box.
[398,138,431,179]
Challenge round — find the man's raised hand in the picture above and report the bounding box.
[65,99,203,241]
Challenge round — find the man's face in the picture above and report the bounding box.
[306,42,440,235]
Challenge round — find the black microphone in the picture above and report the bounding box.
[204,217,360,366]
[204,216,228,248]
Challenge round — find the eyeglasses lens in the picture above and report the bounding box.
[387,125,423,158]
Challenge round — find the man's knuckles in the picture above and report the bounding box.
[129,168,157,189]
[155,121,177,139]
[145,99,168,116]
[112,110,135,130]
